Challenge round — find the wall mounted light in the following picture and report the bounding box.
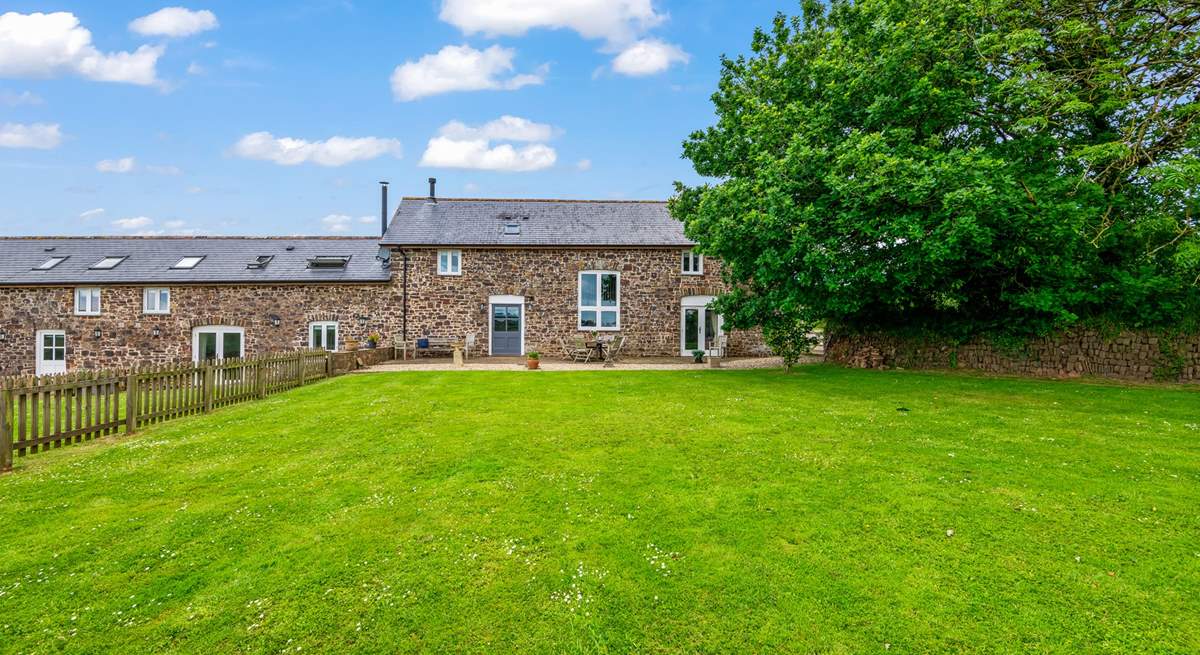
[357,315,368,326]
[0,329,7,342]
[152,326,161,338]
[92,327,102,339]
[269,315,282,328]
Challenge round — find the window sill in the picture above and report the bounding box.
[681,271,705,276]
[74,312,101,317]
[143,310,171,315]
[437,271,462,277]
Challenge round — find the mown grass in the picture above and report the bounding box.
[0,367,1197,654]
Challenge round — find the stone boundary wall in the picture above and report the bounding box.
[825,329,1200,383]
[330,346,396,374]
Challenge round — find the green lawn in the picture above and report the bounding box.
[1,367,1197,654]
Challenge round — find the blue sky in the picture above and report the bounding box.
[0,1,786,237]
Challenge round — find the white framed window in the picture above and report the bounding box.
[74,287,101,316]
[36,330,67,376]
[90,256,127,270]
[437,249,462,276]
[192,326,244,362]
[578,271,620,330]
[309,321,339,351]
[682,250,704,275]
[143,287,171,314]
[35,256,68,270]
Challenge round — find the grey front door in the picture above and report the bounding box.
[491,304,522,355]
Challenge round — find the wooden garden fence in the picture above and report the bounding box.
[0,350,333,473]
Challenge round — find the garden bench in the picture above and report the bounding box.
[414,337,458,358]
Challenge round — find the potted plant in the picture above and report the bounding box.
[366,333,381,349]
[692,349,705,364]
[346,337,360,351]
[526,351,541,370]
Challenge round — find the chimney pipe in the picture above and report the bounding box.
[379,181,389,237]
[428,177,437,203]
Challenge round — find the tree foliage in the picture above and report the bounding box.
[672,0,1200,340]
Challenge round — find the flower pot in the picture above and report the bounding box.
[526,359,540,370]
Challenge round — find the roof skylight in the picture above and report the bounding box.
[247,255,274,270]
[34,256,68,271]
[503,223,521,235]
[307,256,350,269]
[90,256,127,270]
[172,256,205,269]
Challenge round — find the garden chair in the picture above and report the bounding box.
[569,336,593,363]
[464,333,477,361]
[603,335,626,365]
[712,334,728,359]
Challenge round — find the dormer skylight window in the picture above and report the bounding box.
[308,256,350,269]
[503,223,521,235]
[90,256,127,270]
[172,256,204,269]
[34,256,68,271]
[247,255,274,269]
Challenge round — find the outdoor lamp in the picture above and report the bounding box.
[0,329,7,342]
[152,326,161,338]
[93,327,102,339]
[269,315,282,328]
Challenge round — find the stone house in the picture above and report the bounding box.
[0,182,766,375]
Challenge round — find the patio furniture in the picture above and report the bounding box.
[603,335,626,366]
[415,337,457,358]
[464,333,477,361]
[569,337,593,363]
[711,334,728,359]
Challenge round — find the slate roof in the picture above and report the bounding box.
[379,198,694,247]
[0,237,392,286]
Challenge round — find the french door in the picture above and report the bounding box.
[680,297,723,356]
[36,330,67,376]
[192,326,244,362]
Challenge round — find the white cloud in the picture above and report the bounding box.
[390,44,545,102]
[0,89,42,106]
[357,215,375,224]
[231,132,402,167]
[0,122,62,149]
[96,157,137,173]
[0,12,163,86]
[439,115,557,142]
[439,0,664,44]
[320,214,353,233]
[187,61,205,75]
[113,216,154,230]
[420,116,558,172]
[129,8,219,38]
[611,38,688,76]
[79,208,105,219]
[576,158,592,171]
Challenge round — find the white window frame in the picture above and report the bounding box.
[74,287,101,316]
[143,287,171,314]
[577,270,621,331]
[35,330,67,376]
[437,249,462,276]
[191,326,245,362]
[35,256,68,271]
[682,250,704,275]
[172,256,204,270]
[90,256,127,270]
[309,321,339,352]
[487,295,525,356]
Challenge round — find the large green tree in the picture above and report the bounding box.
[672,0,1200,346]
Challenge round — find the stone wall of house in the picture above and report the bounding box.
[0,247,769,375]
[397,247,769,358]
[825,329,1200,383]
[0,283,401,376]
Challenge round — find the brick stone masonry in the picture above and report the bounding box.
[826,329,1200,383]
[0,247,767,375]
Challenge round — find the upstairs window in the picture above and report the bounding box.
[247,255,274,269]
[308,256,350,269]
[74,287,101,316]
[173,256,204,269]
[503,223,521,235]
[90,256,127,270]
[682,251,704,275]
[578,271,620,331]
[35,256,68,270]
[438,249,461,276]
[143,287,171,314]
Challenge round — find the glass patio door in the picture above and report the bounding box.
[680,298,723,356]
[36,330,67,376]
[192,326,244,362]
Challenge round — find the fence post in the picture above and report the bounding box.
[295,351,304,385]
[256,358,267,399]
[203,363,215,413]
[325,351,333,378]
[125,368,138,434]
[1,384,12,473]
